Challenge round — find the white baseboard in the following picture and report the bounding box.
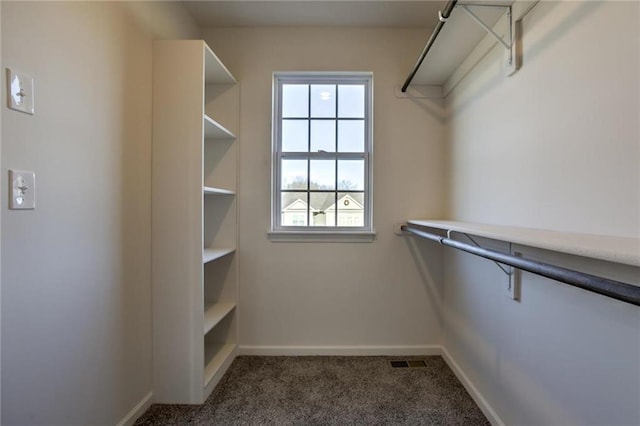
[238,345,442,356]
[439,346,504,426]
[116,391,153,426]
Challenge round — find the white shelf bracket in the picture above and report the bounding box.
[449,229,521,300]
[447,229,512,276]
[459,4,520,76]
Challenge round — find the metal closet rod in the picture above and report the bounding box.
[401,225,640,307]
[401,0,458,93]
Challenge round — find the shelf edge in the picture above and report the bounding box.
[204,343,237,388]
[204,114,236,140]
[203,302,237,335]
[202,248,235,264]
[203,186,236,195]
[406,219,640,267]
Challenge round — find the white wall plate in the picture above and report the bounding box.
[6,68,35,115]
[9,170,36,210]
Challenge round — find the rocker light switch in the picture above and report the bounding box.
[9,170,35,210]
[7,68,35,115]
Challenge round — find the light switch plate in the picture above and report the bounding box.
[9,170,36,210]
[7,68,35,115]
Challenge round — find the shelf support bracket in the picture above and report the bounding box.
[447,229,512,276]
[460,5,511,50]
[459,4,520,75]
[448,229,520,300]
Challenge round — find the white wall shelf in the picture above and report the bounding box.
[204,343,236,387]
[404,1,539,97]
[204,186,235,195]
[408,220,640,267]
[204,302,236,335]
[409,4,507,87]
[203,248,235,264]
[204,115,235,140]
[153,39,239,405]
[204,44,236,84]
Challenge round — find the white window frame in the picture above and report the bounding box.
[269,72,375,242]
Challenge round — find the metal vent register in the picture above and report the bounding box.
[389,360,427,368]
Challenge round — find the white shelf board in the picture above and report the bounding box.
[204,343,236,388]
[203,248,235,264]
[204,302,236,335]
[203,186,235,195]
[204,115,235,140]
[204,43,236,84]
[410,4,508,86]
[407,220,640,267]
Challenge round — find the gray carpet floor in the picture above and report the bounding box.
[136,356,489,425]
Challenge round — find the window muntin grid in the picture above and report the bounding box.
[273,73,372,232]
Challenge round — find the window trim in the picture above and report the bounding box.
[270,72,374,241]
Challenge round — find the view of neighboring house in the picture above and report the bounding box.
[281,193,364,227]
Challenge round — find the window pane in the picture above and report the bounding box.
[282,84,308,118]
[281,192,308,226]
[337,192,365,227]
[275,74,371,232]
[309,192,335,227]
[282,120,308,152]
[310,85,335,118]
[310,120,335,152]
[281,159,308,190]
[338,120,364,152]
[337,159,364,190]
[338,85,364,118]
[310,159,335,190]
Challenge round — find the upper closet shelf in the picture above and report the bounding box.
[408,220,640,267]
[204,44,236,84]
[401,1,540,95]
[204,115,235,140]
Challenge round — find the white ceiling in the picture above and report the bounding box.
[181,1,448,28]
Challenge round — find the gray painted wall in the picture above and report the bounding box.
[444,1,640,424]
[1,2,199,423]
[204,27,446,353]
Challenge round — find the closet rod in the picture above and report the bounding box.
[401,0,458,92]
[401,224,640,307]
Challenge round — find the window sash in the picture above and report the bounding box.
[272,73,373,233]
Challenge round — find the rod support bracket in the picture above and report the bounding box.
[508,251,522,301]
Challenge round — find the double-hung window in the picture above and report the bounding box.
[271,72,374,240]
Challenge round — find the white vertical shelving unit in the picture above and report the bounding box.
[152,40,239,404]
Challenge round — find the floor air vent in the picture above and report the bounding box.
[389,359,427,368]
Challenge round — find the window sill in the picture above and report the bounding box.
[267,230,376,243]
